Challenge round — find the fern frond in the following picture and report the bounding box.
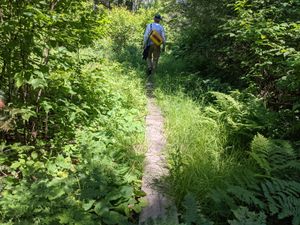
[210,91,243,111]
[228,207,267,225]
[261,178,300,222]
[182,193,214,225]
[209,188,236,210]
[250,134,298,176]
[182,193,199,224]
[227,186,264,209]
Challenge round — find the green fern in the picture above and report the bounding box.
[250,134,298,176]
[205,92,272,149]
[210,134,300,224]
[261,178,300,223]
[227,186,264,209]
[182,193,214,225]
[228,207,267,225]
[223,177,300,224]
[210,91,243,112]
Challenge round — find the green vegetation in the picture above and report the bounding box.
[0,2,149,225]
[0,0,299,224]
[156,81,300,224]
[153,0,300,224]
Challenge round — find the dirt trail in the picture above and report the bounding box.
[139,82,177,224]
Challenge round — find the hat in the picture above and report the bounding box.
[154,14,162,20]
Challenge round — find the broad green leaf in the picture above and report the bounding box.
[27,77,47,89]
[94,202,109,216]
[19,108,37,122]
[31,152,38,159]
[82,200,96,211]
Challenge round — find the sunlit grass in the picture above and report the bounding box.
[155,91,242,208]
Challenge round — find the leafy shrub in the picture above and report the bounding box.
[220,0,300,107]
[164,0,300,138]
[0,3,149,224]
[0,54,147,224]
[155,0,300,224]
[106,7,156,58]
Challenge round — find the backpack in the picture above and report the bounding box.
[149,30,163,47]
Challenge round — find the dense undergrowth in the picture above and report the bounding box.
[156,79,300,224]
[0,3,152,224]
[153,0,300,224]
[1,0,299,224]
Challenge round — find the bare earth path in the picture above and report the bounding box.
[139,82,178,224]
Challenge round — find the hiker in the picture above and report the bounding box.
[143,14,166,75]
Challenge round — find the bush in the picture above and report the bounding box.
[156,83,299,225]
[0,4,149,224]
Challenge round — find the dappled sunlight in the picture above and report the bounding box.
[0,0,299,225]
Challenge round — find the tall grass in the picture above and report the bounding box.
[155,91,242,208]
[152,50,299,224]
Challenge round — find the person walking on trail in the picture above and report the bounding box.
[143,14,166,75]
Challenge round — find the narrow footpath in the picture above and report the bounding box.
[139,82,178,224]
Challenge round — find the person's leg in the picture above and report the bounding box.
[147,45,154,75]
[152,46,161,74]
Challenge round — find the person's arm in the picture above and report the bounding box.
[161,26,166,44]
[161,26,166,52]
[143,24,151,47]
